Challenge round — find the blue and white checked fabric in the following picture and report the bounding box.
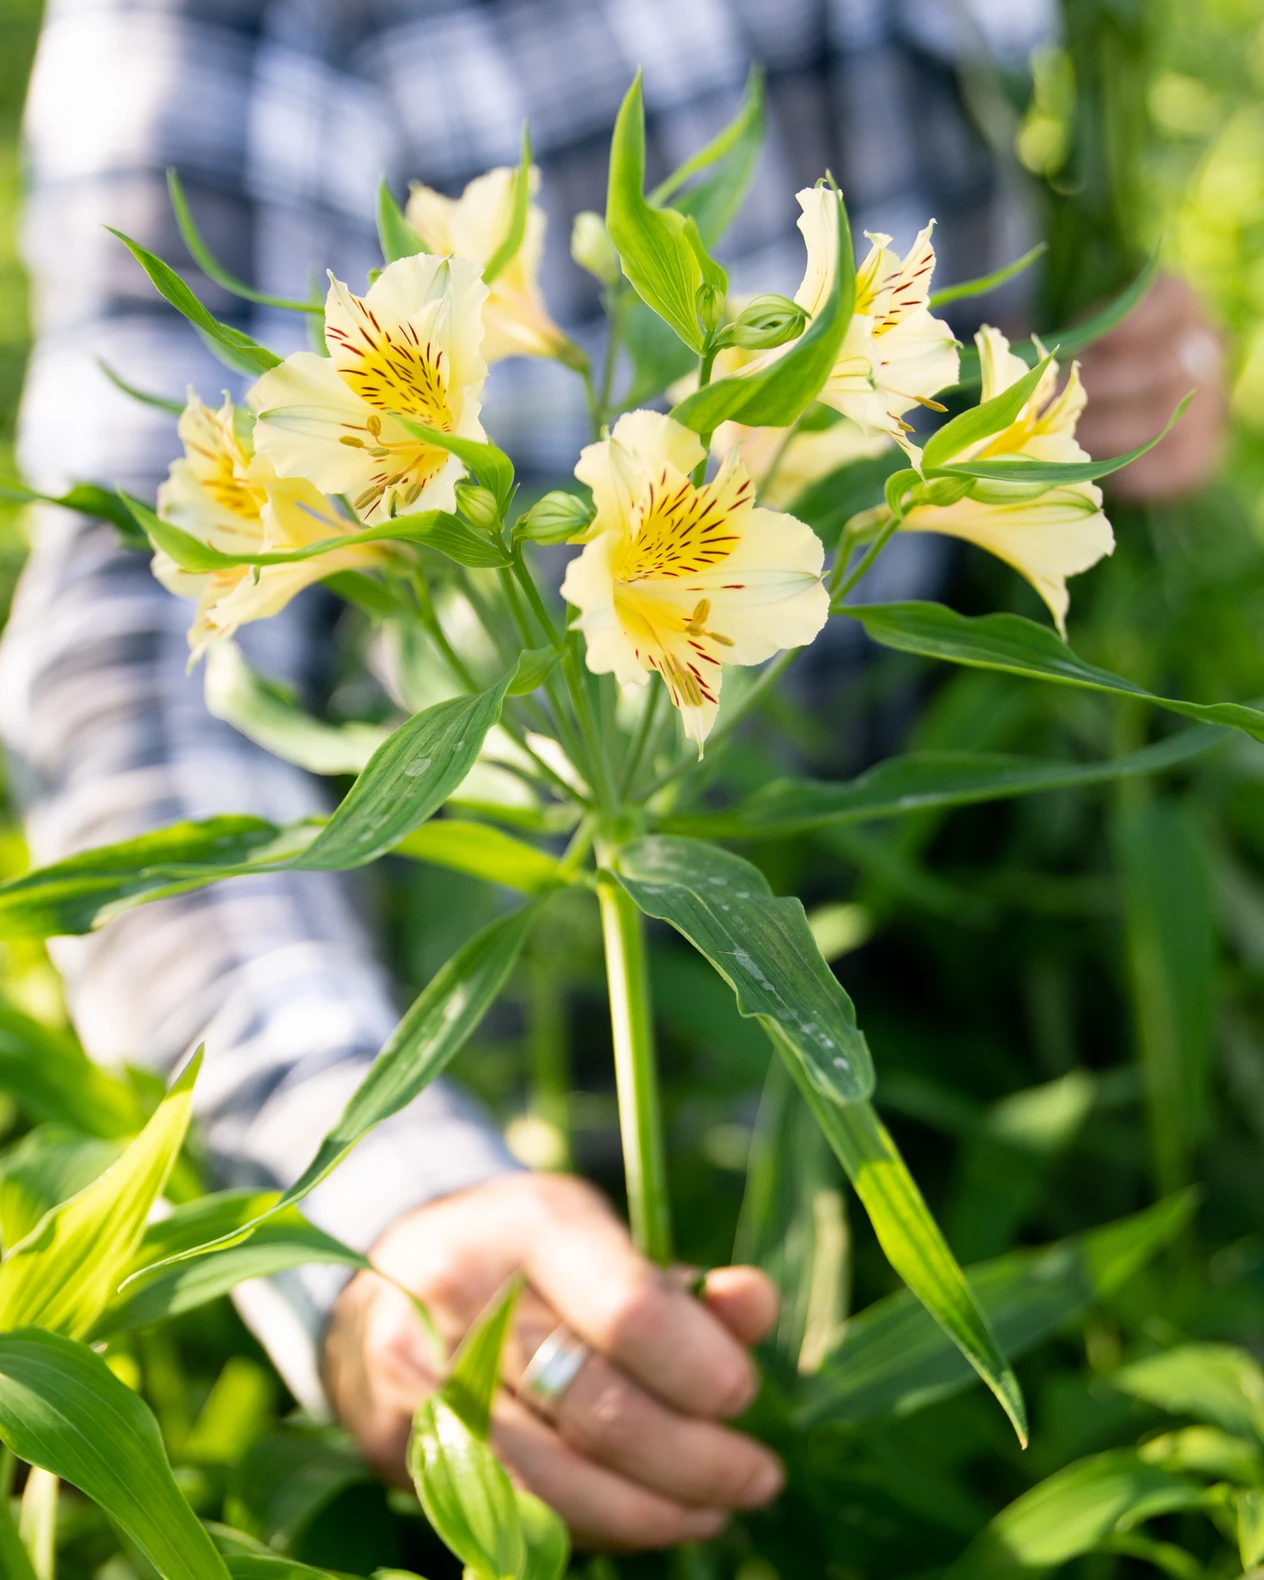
[2,0,1051,1409]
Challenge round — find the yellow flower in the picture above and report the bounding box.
[898,326,1114,635]
[249,255,488,525]
[743,189,959,446]
[155,393,386,658]
[560,411,829,746]
[407,166,574,363]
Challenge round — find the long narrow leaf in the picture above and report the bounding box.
[0,1053,200,1337]
[127,900,539,1279]
[376,177,429,263]
[928,243,1047,309]
[655,69,765,246]
[0,1328,230,1580]
[482,128,532,285]
[0,478,147,541]
[166,169,321,313]
[658,728,1222,840]
[106,228,281,375]
[848,602,1264,745]
[795,1194,1194,1428]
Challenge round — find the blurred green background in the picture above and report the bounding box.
[6,2,1264,1576]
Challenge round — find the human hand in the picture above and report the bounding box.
[1076,272,1226,502]
[323,1172,784,1551]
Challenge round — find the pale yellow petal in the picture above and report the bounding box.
[793,185,844,319]
[900,484,1113,636]
[976,324,1031,404]
[559,533,647,687]
[405,184,457,254]
[250,352,379,498]
[575,411,706,528]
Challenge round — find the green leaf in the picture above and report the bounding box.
[445,1276,523,1439]
[0,1126,124,1249]
[408,1396,524,1580]
[785,1078,1027,1446]
[97,1190,369,1336]
[1238,1489,1264,1570]
[0,479,148,542]
[0,1327,230,1580]
[606,72,724,353]
[483,127,532,285]
[921,356,1055,471]
[96,357,186,414]
[516,1489,570,1580]
[928,243,1048,308]
[508,645,561,696]
[376,178,429,263]
[393,821,562,894]
[392,420,515,511]
[946,1451,1208,1577]
[928,395,1192,485]
[734,1057,846,1384]
[795,1194,1194,1428]
[952,251,1161,389]
[205,643,391,776]
[127,901,538,1280]
[105,227,281,376]
[848,602,1264,744]
[0,1052,199,1338]
[226,1559,343,1580]
[1114,1345,1264,1443]
[0,1006,145,1137]
[657,728,1224,839]
[167,169,321,313]
[655,68,765,246]
[619,297,701,407]
[292,670,518,870]
[616,836,874,1103]
[0,1493,37,1580]
[670,179,855,435]
[223,1426,371,1552]
[123,490,510,573]
[1117,799,1215,1195]
[0,816,288,939]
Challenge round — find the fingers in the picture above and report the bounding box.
[703,1266,780,1346]
[491,1389,731,1552]
[516,1177,759,1417]
[507,1291,784,1513]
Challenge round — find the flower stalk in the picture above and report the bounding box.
[596,848,672,1264]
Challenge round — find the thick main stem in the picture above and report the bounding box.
[596,857,672,1263]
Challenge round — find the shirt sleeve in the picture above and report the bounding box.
[0,0,518,1415]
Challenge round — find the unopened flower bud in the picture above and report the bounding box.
[515,490,596,544]
[571,211,621,287]
[454,480,501,531]
[727,294,809,350]
[912,474,972,509]
[966,475,1064,506]
[695,283,727,337]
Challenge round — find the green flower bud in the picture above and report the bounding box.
[454,480,501,532]
[695,282,727,337]
[570,211,621,287]
[726,294,809,350]
[912,474,973,509]
[514,490,596,544]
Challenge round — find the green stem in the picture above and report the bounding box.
[619,681,664,796]
[596,852,672,1263]
[829,515,900,608]
[563,635,616,812]
[596,288,630,430]
[411,570,480,692]
[757,413,805,505]
[510,546,562,649]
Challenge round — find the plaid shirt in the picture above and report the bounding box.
[2,0,1050,1408]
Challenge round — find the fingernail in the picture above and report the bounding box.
[681,1508,730,1541]
[740,1456,786,1508]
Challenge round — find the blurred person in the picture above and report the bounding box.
[0,0,1224,1552]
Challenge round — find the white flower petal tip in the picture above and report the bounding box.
[560,411,830,745]
[406,165,575,364]
[899,326,1115,632]
[249,255,489,525]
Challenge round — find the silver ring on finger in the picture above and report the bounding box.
[520,1324,591,1413]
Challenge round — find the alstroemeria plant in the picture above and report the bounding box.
[0,65,1219,1580]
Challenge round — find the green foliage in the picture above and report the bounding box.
[376,178,428,264]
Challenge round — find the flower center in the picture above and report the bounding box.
[617,468,745,583]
